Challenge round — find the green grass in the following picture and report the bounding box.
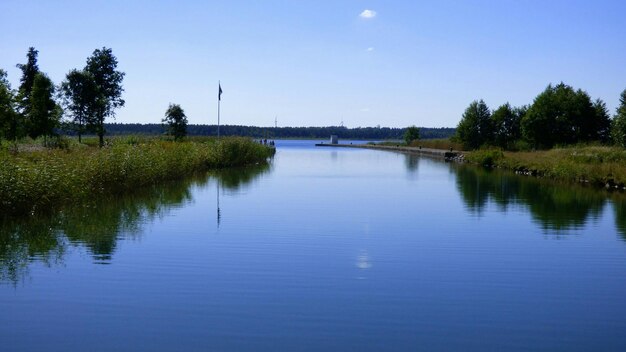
[0,136,274,216]
[409,138,464,151]
[465,145,626,188]
[373,138,464,151]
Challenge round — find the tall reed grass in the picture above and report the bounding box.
[0,136,274,216]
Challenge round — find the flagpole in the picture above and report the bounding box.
[217,80,221,139]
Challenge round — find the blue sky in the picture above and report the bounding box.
[1,0,625,128]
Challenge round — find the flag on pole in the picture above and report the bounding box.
[218,83,223,101]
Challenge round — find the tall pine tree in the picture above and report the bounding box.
[16,47,40,120]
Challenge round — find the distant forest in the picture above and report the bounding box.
[101,123,456,140]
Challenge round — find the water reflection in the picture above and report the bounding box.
[213,164,272,227]
[404,153,419,173]
[614,200,626,241]
[0,164,270,284]
[210,163,271,191]
[356,249,372,270]
[454,165,625,234]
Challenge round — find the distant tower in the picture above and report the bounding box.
[275,116,278,128]
[341,120,344,127]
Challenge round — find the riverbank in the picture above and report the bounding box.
[320,142,626,190]
[466,146,626,189]
[315,142,460,159]
[0,136,275,217]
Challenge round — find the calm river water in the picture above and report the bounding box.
[2,140,626,351]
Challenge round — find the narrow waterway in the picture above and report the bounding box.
[2,140,626,351]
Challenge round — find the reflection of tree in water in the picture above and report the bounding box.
[614,199,626,241]
[455,167,493,213]
[455,165,613,233]
[61,178,199,262]
[0,177,201,284]
[211,163,271,190]
[522,182,605,232]
[404,154,419,173]
[0,218,66,284]
[0,164,270,284]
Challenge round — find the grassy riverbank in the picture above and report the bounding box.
[465,146,626,189]
[372,139,626,189]
[409,138,464,151]
[0,136,274,216]
[375,138,464,151]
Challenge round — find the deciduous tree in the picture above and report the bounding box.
[593,99,611,143]
[522,83,605,148]
[60,69,99,143]
[0,69,14,141]
[29,73,60,142]
[163,103,188,141]
[491,103,524,149]
[0,70,24,143]
[403,125,420,145]
[456,100,492,150]
[611,89,626,148]
[85,47,125,147]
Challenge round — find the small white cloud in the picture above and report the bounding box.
[366,47,374,52]
[360,108,370,112]
[359,9,377,19]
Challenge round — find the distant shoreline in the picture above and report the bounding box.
[93,123,456,140]
[315,142,459,159]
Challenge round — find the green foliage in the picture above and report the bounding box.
[85,47,125,147]
[0,69,17,142]
[403,125,420,144]
[0,137,273,216]
[456,100,493,150]
[0,164,271,283]
[15,47,40,117]
[59,69,99,142]
[509,139,532,152]
[521,83,606,148]
[163,103,188,141]
[611,89,626,148]
[491,103,524,149]
[28,73,60,141]
[465,148,503,167]
[593,99,611,143]
[454,164,621,233]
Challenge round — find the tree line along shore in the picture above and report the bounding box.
[401,83,626,189]
[0,47,455,144]
[2,45,626,217]
[100,123,456,140]
[0,48,274,218]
